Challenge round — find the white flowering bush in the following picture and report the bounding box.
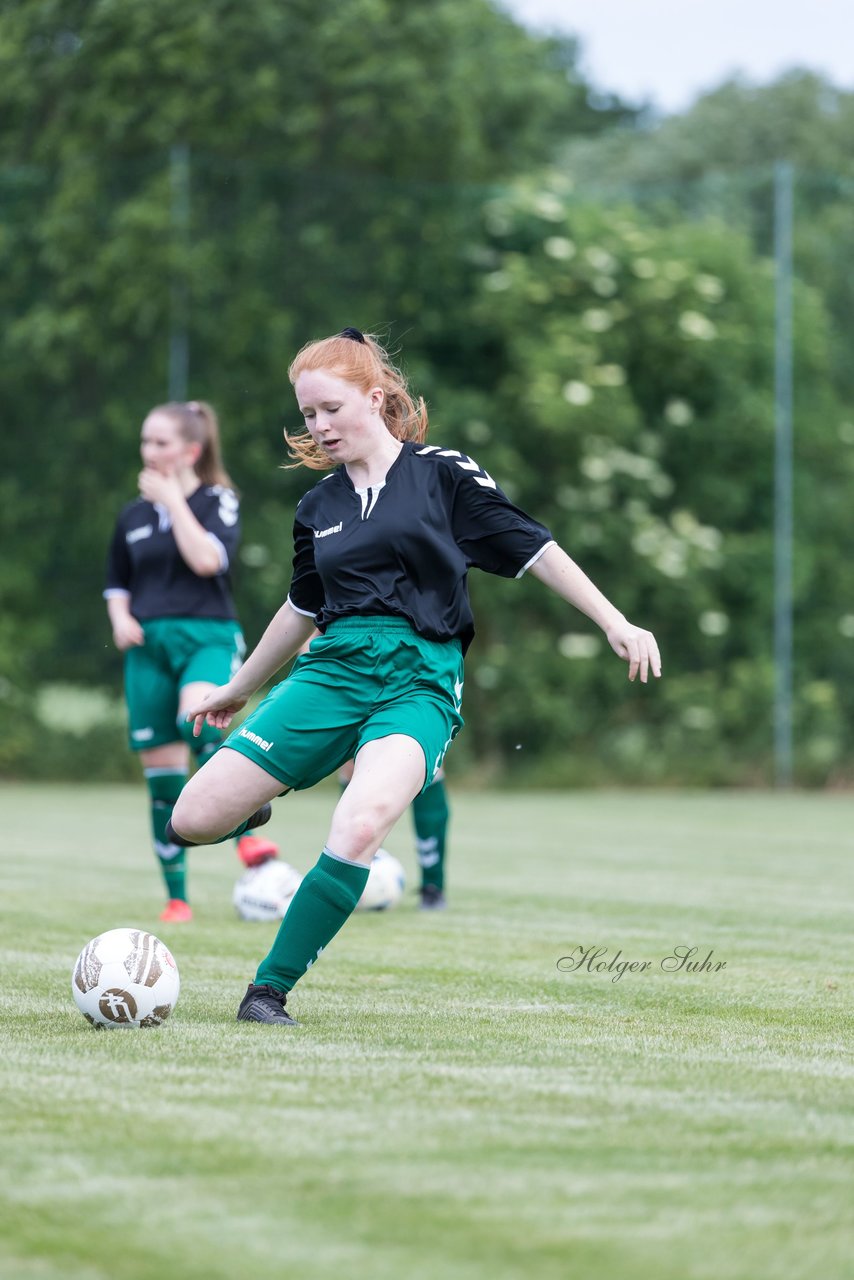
[453,177,851,783]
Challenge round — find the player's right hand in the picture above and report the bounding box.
[185,683,249,736]
[112,617,144,650]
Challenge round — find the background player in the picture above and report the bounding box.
[104,399,277,923]
[168,329,661,1020]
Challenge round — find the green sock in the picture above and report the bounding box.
[411,776,449,891]
[145,768,189,901]
[254,850,369,991]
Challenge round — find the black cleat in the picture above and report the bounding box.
[236,983,297,1025]
[241,802,273,833]
[419,885,447,911]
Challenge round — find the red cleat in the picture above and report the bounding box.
[237,834,279,868]
[159,898,193,923]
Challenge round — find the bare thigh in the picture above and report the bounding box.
[178,680,216,722]
[171,747,285,843]
[140,743,189,771]
[326,734,426,863]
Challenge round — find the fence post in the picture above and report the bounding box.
[169,143,190,400]
[773,160,794,787]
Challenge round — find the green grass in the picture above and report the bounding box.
[1,783,852,1280]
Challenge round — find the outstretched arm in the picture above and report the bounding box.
[528,544,661,683]
[185,601,318,735]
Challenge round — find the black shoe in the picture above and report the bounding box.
[243,802,272,832]
[236,983,297,1025]
[419,885,447,911]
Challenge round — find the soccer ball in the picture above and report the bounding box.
[356,848,406,911]
[71,928,180,1029]
[233,859,303,922]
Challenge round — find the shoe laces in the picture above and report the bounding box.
[253,984,287,1007]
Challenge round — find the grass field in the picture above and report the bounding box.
[1,782,852,1280]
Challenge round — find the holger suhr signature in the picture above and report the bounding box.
[557,945,727,983]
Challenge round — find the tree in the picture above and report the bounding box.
[0,0,625,740]
[427,176,853,783]
[565,71,854,400]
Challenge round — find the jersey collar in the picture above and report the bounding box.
[338,440,411,492]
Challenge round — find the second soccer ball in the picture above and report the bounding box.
[233,860,303,922]
[356,848,406,911]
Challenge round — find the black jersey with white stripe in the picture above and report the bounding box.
[287,442,553,653]
[104,485,240,620]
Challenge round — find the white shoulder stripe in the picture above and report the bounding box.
[206,532,229,573]
[414,445,496,489]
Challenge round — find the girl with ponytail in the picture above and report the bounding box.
[104,399,278,923]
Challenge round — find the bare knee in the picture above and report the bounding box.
[171,773,234,844]
[330,798,400,863]
[170,790,221,844]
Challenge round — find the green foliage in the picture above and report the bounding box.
[565,72,854,403]
[1,10,851,784]
[0,0,612,693]
[433,178,854,783]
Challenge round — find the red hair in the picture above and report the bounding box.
[284,331,428,470]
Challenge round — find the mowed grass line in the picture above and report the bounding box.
[0,783,852,1280]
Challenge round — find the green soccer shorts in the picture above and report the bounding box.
[124,617,246,751]
[223,617,464,794]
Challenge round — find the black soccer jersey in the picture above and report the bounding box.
[287,442,553,654]
[104,485,240,620]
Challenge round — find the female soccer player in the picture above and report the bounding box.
[169,330,661,1020]
[104,400,277,923]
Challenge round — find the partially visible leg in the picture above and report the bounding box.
[411,767,450,909]
[249,735,425,1010]
[341,756,450,907]
[125,639,194,917]
[170,748,288,845]
[178,683,222,771]
[177,682,279,865]
[140,742,191,922]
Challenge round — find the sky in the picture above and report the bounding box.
[501,0,854,114]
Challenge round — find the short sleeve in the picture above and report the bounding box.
[287,513,325,617]
[449,454,553,578]
[202,487,242,572]
[105,517,132,593]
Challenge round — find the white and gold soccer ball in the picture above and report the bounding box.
[233,859,303,922]
[71,928,180,1028]
[356,848,406,911]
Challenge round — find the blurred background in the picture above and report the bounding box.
[2,0,853,789]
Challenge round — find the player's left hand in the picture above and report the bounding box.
[138,467,184,508]
[605,619,662,683]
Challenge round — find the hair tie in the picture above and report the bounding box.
[340,327,366,344]
[186,400,201,412]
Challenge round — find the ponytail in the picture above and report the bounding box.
[157,400,234,488]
